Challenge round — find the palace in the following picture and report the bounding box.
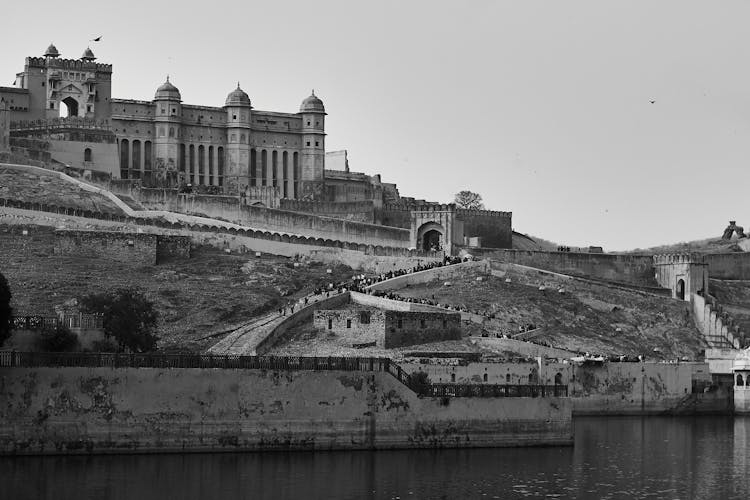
[0,43,514,252]
[0,44,395,203]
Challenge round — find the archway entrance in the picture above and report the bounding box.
[416,222,445,252]
[423,229,442,251]
[60,97,78,118]
[676,279,685,300]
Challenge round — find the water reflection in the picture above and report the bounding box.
[4,417,750,500]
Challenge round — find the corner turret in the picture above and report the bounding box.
[298,90,326,200]
[224,83,252,195]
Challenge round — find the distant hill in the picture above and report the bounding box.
[623,236,749,255]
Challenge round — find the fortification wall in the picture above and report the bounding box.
[456,209,513,249]
[569,362,701,415]
[280,199,376,224]
[136,189,409,247]
[703,253,750,280]
[53,230,157,266]
[400,360,571,386]
[366,260,490,292]
[473,337,580,359]
[488,250,657,287]
[46,139,118,176]
[0,366,573,454]
[692,293,742,349]
[52,229,190,266]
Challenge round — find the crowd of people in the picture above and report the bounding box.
[277,255,468,316]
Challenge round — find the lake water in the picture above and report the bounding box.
[4,416,750,500]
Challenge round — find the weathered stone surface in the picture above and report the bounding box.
[0,367,573,454]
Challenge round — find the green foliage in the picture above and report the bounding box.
[0,271,12,346]
[36,324,79,352]
[409,370,432,396]
[453,190,485,210]
[80,288,159,353]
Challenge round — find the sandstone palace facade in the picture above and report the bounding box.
[0,44,513,252]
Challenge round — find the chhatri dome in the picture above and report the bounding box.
[81,47,96,61]
[154,76,181,101]
[44,43,60,58]
[225,83,251,107]
[299,90,325,113]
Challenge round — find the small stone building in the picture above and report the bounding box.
[314,308,461,348]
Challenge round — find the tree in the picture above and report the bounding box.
[36,324,79,352]
[454,190,485,210]
[0,271,12,347]
[80,288,159,352]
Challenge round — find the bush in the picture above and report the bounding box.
[36,324,79,352]
[0,272,12,347]
[80,288,159,353]
[409,371,432,397]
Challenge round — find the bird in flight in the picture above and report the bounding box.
[649,100,655,104]
[91,36,102,42]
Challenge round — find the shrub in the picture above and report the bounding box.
[80,288,159,353]
[409,370,432,397]
[36,324,79,352]
[0,271,12,347]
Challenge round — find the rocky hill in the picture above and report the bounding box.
[0,224,356,352]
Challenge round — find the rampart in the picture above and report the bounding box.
[0,359,573,454]
[487,250,657,287]
[280,199,376,224]
[703,253,750,280]
[134,188,410,248]
[365,260,490,292]
[692,293,743,348]
[52,229,190,265]
[568,361,726,415]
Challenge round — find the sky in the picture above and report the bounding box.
[2,0,749,251]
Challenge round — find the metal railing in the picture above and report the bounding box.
[0,352,568,398]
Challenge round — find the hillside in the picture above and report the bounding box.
[0,225,356,352]
[0,164,124,215]
[709,279,750,335]
[391,270,704,359]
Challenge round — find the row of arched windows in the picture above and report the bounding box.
[178,144,224,187]
[120,139,153,180]
[249,148,300,198]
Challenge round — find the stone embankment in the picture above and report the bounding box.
[0,355,573,455]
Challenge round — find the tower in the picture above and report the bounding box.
[298,91,326,200]
[224,84,252,195]
[152,77,182,187]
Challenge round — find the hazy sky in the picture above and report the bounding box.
[2,0,749,250]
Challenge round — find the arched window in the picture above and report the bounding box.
[292,151,299,198]
[272,150,278,187]
[84,148,92,162]
[217,147,224,187]
[282,151,289,198]
[189,145,195,179]
[738,374,745,387]
[144,141,152,171]
[261,150,268,186]
[120,139,129,179]
[250,148,257,187]
[132,140,141,178]
[208,146,214,186]
[198,145,205,185]
[179,144,186,172]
